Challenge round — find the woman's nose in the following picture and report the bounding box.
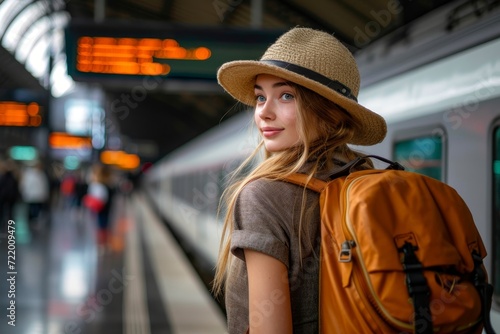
[258,102,275,120]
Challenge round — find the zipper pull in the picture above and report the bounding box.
[339,240,355,262]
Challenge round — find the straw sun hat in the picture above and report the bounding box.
[217,27,387,146]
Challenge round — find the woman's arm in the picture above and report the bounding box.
[244,249,292,334]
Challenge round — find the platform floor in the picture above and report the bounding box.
[0,191,227,334]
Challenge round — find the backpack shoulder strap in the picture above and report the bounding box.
[284,173,327,193]
[285,155,404,192]
[329,155,405,178]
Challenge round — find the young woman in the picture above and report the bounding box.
[213,27,387,333]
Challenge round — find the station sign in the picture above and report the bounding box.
[65,20,284,81]
[74,36,211,76]
[100,150,140,170]
[49,132,92,149]
[0,101,42,127]
[9,146,38,161]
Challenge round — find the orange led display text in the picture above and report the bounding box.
[0,101,42,127]
[100,150,140,170]
[49,132,92,149]
[76,36,212,75]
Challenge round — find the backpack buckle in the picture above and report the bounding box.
[339,240,355,262]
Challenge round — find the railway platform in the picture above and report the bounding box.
[0,191,226,334]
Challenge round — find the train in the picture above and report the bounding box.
[142,1,500,329]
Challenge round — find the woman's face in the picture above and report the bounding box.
[254,74,301,152]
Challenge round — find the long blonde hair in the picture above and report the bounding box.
[212,83,371,296]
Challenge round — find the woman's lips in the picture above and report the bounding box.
[261,127,283,138]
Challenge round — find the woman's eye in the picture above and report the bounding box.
[255,95,266,103]
[281,93,294,101]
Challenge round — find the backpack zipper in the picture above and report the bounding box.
[341,174,413,331]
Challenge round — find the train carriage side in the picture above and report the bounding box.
[143,111,257,264]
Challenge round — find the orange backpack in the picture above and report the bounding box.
[286,155,495,334]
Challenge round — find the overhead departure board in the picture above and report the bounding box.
[65,20,284,81]
[0,101,42,127]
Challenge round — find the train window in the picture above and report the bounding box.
[493,126,500,304]
[393,135,443,180]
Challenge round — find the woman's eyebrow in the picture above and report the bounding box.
[254,82,291,90]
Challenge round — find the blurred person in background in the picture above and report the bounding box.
[66,166,90,221]
[83,164,115,252]
[20,160,50,229]
[0,158,20,232]
[60,171,77,208]
[74,167,89,209]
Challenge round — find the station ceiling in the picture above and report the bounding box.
[1,0,457,161]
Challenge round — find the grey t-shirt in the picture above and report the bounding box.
[225,177,321,334]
